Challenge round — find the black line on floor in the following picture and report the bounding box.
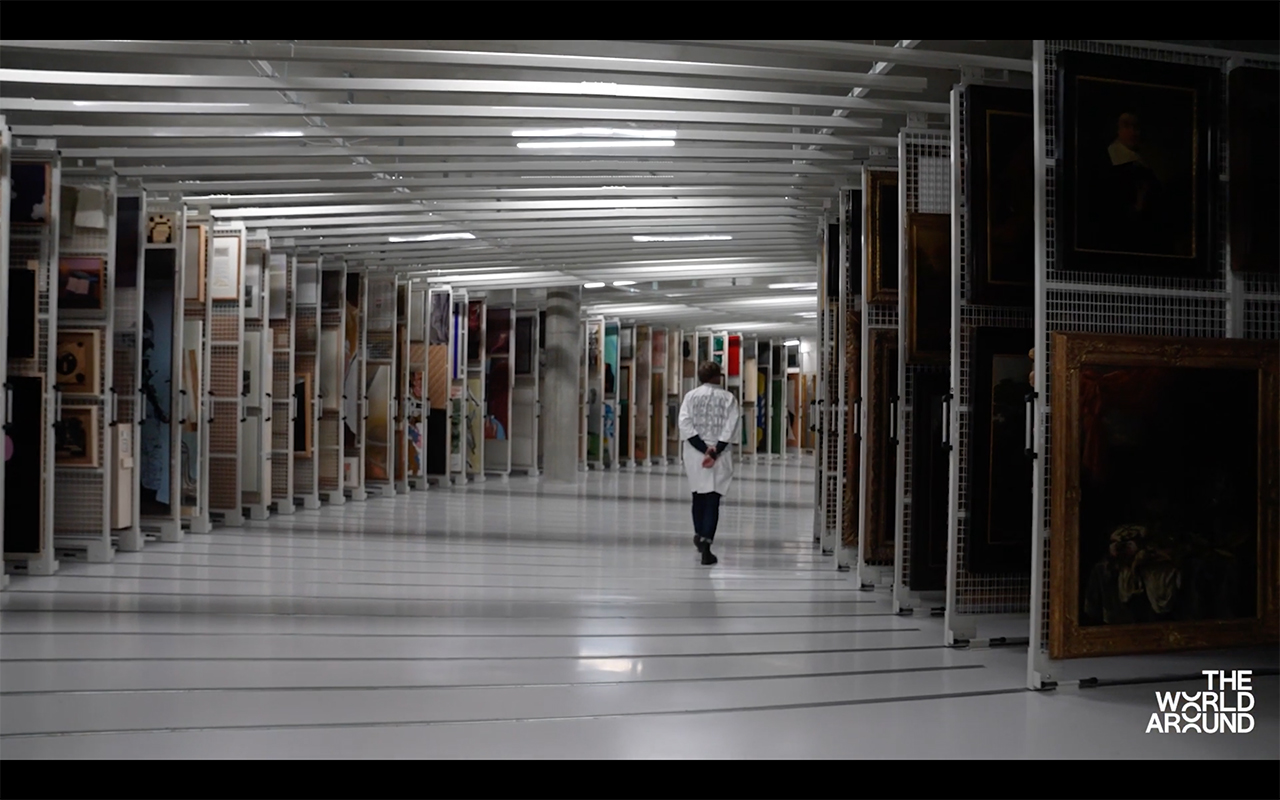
[0,625,915,639]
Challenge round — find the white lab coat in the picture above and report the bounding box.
[678,383,740,495]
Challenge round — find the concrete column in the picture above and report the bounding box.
[543,286,582,482]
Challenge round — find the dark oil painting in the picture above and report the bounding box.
[1057,51,1218,277]
[863,327,898,564]
[908,368,949,591]
[841,309,861,550]
[966,327,1034,575]
[906,213,950,366]
[866,170,899,304]
[1050,333,1278,658]
[1228,66,1279,274]
[964,85,1035,307]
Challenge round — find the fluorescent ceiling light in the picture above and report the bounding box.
[720,296,816,306]
[512,128,677,139]
[794,311,818,317]
[255,130,306,137]
[387,232,475,243]
[517,140,675,150]
[784,339,802,346]
[583,282,606,289]
[612,280,636,286]
[770,282,818,290]
[633,234,733,243]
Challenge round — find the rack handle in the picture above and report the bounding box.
[110,387,119,427]
[1025,391,1038,460]
[889,395,899,445]
[941,392,953,451]
[138,386,147,422]
[5,383,13,426]
[208,390,216,425]
[53,385,63,424]
[853,397,862,439]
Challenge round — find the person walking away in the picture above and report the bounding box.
[678,361,740,565]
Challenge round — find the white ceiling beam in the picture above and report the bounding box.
[0,40,934,89]
[178,187,834,205]
[233,207,816,226]
[199,196,815,215]
[270,220,812,239]
[141,174,843,193]
[117,160,856,178]
[59,143,872,161]
[0,68,952,113]
[0,99,931,126]
[664,40,1034,72]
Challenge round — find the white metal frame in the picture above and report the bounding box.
[292,252,323,509]
[241,232,273,522]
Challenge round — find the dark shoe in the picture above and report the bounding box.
[701,548,718,566]
[694,535,704,551]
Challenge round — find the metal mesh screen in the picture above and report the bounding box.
[863,168,899,570]
[207,226,244,517]
[270,254,295,502]
[1034,41,1279,654]
[181,210,212,526]
[293,257,320,497]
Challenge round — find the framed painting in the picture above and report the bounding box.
[365,364,393,483]
[209,235,241,301]
[865,169,899,304]
[320,269,343,311]
[908,368,950,591]
[293,373,313,459]
[965,85,1035,306]
[966,326,1034,575]
[183,224,206,302]
[58,256,106,312]
[467,301,484,363]
[1228,66,1279,274]
[1056,51,1219,277]
[8,263,38,359]
[906,213,951,366]
[4,376,45,554]
[55,329,101,395]
[115,196,142,290]
[1049,332,1278,659]
[863,327,898,564]
[10,162,51,225]
[55,406,99,468]
[841,310,862,550]
[826,222,841,301]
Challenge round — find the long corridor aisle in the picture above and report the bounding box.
[1,458,1275,759]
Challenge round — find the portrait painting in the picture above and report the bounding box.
[58,256,106,312]
[863,327,898,564]
[965,85,1035,306]
[1049,332,1278,658]
[865,169,900,304]
[906,213,951,366]
[55,329,101,395]
[429,291,451,346]
[467,301,484,363]
[966,327,1034,575]
[1057,51,1218,277]
[909,369,950,591]
[1228,66,1279,274]
[55,406,99,468]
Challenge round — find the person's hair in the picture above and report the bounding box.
[698,360,722,384]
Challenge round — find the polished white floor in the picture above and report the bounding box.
[1,458,1275,759]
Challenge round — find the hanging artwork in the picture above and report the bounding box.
[209,235,241,301]
[115,196,142,290]
[343,456,359,488]
[343,273,362,451]
[367,279,395,331]
[243,251,263,320]
[320,329,342,412]
[966,327,1034,575]
[486,309,512,442]
[4,376,44,554]
[842,311,861,549]
[269,255,288,320]
[1049,332,1278,659]
[10,162,51,225]
[466,376,483,473]
[147,214,174,245]
[293,373,314,459]
[296,260,320,305]
[1056,51,1218,277]
[604,325,619,396]
[515,315,534,376]
[863,328,898,564]
[429,291,450,345]
[140,250,176,513]
[908,369,950,591]
[467,300,484,362]
[1228,66,1279,274]
[55,406,99,468]
[7,264,38,359]
[965,85,1035,306]
[409,290,427,342]
[180,320,203,516]
[906,213,952,366]
[320,270,343,311]
[728,335,741,377]
[58,256,106,312]
[866,169,900,304]
[55,329,101,394]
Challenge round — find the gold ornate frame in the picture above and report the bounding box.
[842,310,862,549]
[1049,332,1279,658]
[865,169,899,305]
[863,327,898,563]
[906,212,951,366]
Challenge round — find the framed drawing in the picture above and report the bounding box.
[4,376,45,554]
[863,327,898,564]
[909,369,950,591]
[269,256,288,320]
[8,263,38,359]
[865,169,899,304]
[1228,66,1279,274]
[55,329,101,395]
[841,310,861,550]
[1056,51,1218,278]
[58,256,106,311]
[293,373,313,458]
[296,260,320,306]
[10,162,51,225]
[966,327,1035,575]
[905,213,951,366]
[184,224,207,302]
[55,406,99,468]
[209,235,242,301]
[147,214,174,245]
[965,85,1035,306]
[1049,332,1278,659]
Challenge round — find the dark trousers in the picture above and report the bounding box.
[691,492,722,542]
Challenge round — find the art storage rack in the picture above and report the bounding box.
[292,252,322,510]
[268,248,297,514]
[317,259,347,505]
[1027,39,1280,689]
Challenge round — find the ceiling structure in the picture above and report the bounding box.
[0,39,1041,336]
